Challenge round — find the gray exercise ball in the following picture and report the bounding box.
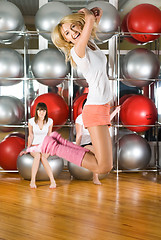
[68,162,108,181]
[31,48,70,86]
[0,48,24,86]
[17,153,64,180]
[117,134,151,170]
[87,1,120,44]
[115,128,134,142]
[0,96,24,132]
[35,1,71,42]
[121,48,160,88]
[0,0,25,44]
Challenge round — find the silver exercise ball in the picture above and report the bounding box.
[17,153,64,180]
[121,48,160,88]
[87,1,120,44]
[0,0,25,44]
[115,128,134,142]
[68,162,108,181]
[117,134,151,170]
[0,96,24,131]
[0,48,24,86]
[35,1,72,42]
[31,48,70,87]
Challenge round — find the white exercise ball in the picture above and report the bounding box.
[121,48,160,87]
[87,1,120,43]
[35,1,72,42]
[0,96,24,132]
[68,162,108,181]
[31,48,70,86]
[0,48,24,86]
[0,0,25,44]
[17,153,64,180]
[116,134,151,170]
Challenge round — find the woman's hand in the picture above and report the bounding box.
[90,7,103,24]
[19,150,27,156]
[78,8,95,20]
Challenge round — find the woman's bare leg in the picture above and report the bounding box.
[30,152,41,188]
[41,153,56,189]
[84,145,101,185]
[82,125,113,174]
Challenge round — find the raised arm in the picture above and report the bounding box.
[74,8,96,58]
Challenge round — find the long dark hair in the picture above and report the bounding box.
[34,102,48,124]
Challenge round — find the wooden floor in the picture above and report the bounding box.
[0,171,161,240]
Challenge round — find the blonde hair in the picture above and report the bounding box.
[51,12,98,67]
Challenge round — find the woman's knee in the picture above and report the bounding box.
[41,153,49,162]
[97,163,113,174]
[33,153,41,160]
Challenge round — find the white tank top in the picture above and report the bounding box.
[71,41,112,105]
[28,117,53,145]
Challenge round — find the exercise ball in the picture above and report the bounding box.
[0,48,24,86]
[68,162,108,181]
[30,93,69,130]
[119,0,161,20]
[117,134,151,170]
[17,152,64,180]
[73,93,87,121]
[4,132,25,140]
[31,48,69,87]
[35,1,71,42]
[120,95,158,132]
[121,13,143,45]
[0,136,25,170]
[127,4,161,42]
[115,128,134,142]
[0,96,24,132]
[119,94,135,105]
[87,1,120,43]
[121,48,160,87]
[0,0,25,44]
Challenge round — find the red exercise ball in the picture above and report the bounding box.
[30,93,69,130]
[120,95,157,132]
[127,4,161,43]
[119,94,135,105]
[0,136,25,170]
[73,93,87,121]
[121,13,142,45]
[4,132,25,140]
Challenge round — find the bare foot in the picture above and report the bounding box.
[93,173,102,185]
[49,181,56,189]
[30,181,37,189]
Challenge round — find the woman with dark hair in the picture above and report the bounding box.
[20,102,56,189]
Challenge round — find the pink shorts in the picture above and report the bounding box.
[26,144,42,153]
[82,104,111,128]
